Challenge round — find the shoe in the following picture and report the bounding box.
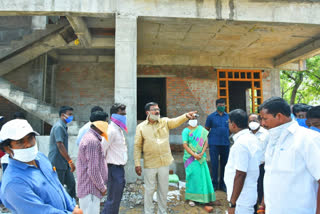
[189,201,195,207]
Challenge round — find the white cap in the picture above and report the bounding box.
[0,119,39,143]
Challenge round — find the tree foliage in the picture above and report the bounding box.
[280,55,320,105]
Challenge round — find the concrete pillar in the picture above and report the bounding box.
[114,15,137,183]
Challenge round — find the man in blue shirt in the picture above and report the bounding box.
[49,106,76,198]
[0,119,82,214]
[205,98,230,192]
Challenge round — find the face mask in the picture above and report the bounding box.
[249,121,260,131]
[64,114,73,124]
[12,144,38,162]
[296,118,308,128]
[310,126,320,133]
[188,120,198,127]
[111,114,128,133]
[149,113,160,121]
[217,106,225,112]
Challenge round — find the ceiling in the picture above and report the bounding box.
[138,17,320,61]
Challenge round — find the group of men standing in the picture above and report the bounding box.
[0,96,319,214]
[48,104,129,214]
[48,102,197,214]
[221,97,320,214]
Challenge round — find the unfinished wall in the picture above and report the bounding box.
[1,56,46,133]
[54,62,115,124]
[138,66,280,144]
[138,66,217,142]
[262,69,281,99]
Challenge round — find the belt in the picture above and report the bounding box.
[108,163,124,168]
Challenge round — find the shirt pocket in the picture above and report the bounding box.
[274,147,296,173]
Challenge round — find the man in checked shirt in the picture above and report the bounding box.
[77,111,109,214]
[134,102,197,214]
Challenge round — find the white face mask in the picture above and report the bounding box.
[12,144,38,162]
[249,121,260,131]
[149,113,160,121]
[188,119,198,127]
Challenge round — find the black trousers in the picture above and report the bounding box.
[102,164,126,214]
[209,144,230,189]
[57,168,76,198]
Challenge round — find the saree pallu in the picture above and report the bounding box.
[182,125,216,203]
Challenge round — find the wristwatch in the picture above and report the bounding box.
[228,201,236,208]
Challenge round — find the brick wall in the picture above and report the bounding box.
[138,65,218,137]
[55,62,115,123]
[138,66,278,146]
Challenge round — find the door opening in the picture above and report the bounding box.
[137,78,167,120]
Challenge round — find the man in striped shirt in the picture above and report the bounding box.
[101,103,128,214]
[77,111,109,214]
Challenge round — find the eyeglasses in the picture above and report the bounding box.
[150,108,161,112]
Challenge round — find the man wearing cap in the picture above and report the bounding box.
[49,106,76,198]
[0,119,83,214]
[77,111,109,214]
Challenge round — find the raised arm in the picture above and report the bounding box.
[167,111,197,129]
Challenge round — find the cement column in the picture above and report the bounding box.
[114,15,137,183]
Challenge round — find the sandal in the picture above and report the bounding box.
[189,201,195,207]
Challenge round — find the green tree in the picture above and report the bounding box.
[280,55,320,105]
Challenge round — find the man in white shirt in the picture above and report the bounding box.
[259,97,320,214]
[76,106,105,146]
[224,109,261,214]
[248,113,269,207]
[101,103,128,214]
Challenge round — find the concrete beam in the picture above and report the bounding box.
[1,0,320,25]
[67,16,92,48]
[274,39,320,67]
[138,53,301,70]
[58,55,114,63]
[0,33,68,76]
[66,37,115,48]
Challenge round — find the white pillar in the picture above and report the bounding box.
[114,15,137,183]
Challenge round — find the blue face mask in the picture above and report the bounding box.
[296,118,308,128]
[64,115,74,124]
[310,126,320,133]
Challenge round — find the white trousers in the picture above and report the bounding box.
[79,194,100,214]
[144,166,169,214]
[235,204,254,214]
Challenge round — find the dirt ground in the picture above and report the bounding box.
[116,180,228,214]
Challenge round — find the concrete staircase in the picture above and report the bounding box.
[0,19,73,76]
[0,77,80,135]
